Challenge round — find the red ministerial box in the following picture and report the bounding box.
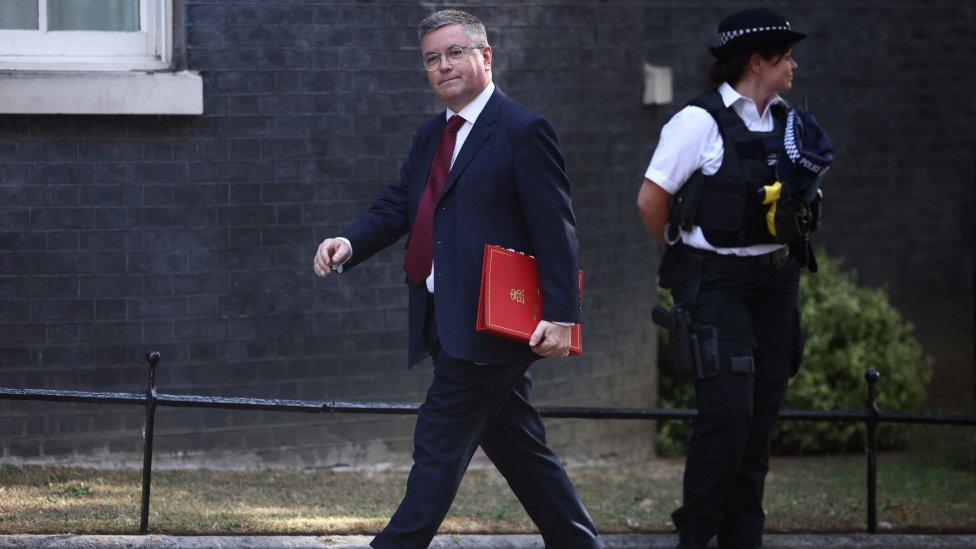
[476,244,583,355]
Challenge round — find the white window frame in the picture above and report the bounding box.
[0,0,172,71]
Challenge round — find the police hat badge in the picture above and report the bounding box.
[776,109,835,202]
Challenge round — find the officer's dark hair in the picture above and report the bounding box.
[708,43,793,88]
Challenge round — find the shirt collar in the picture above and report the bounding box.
[718,81,787,118]
[447,81,495,125]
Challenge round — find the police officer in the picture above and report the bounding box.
[637,8,831,549]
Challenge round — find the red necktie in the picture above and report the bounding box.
[404,114,465,285]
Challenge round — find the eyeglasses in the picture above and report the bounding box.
[422,45,483,72]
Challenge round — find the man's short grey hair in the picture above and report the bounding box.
[418,9,488,46]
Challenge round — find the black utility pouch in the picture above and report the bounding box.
[731,356,755,375]
[691,324,721,379]
[768,193,805,244]
[671,172,707,231]
[653,304,725,379]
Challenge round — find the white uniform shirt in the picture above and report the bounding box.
[644,82,788,256]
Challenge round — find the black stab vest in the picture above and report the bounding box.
[670,89,787,248]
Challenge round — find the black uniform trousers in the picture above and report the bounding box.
[668,247,802,548]
[370,297,603,549]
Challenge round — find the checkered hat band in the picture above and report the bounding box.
[718,23,792,46]
[784,110,800,163]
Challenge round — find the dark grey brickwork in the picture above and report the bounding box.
[0,0,657,468]
[0,0,972,468]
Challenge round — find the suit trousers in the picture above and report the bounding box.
[370,296,603,549]
[669,252,801,548]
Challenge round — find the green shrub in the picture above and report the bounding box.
[656,252,932,456]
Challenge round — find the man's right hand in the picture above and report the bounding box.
[313,238,351,278]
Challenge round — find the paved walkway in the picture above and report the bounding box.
[2,534,975,548]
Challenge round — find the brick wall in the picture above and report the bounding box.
[0,1,657,467]
[1,0,972,468]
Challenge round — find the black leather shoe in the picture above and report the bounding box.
[677,530,713,548]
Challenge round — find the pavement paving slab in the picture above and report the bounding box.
[2,534,976,548]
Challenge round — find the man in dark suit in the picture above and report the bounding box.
[312,9,603,549]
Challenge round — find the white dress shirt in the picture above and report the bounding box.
[644,82,787,256]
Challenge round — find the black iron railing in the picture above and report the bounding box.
[0,351,973,535]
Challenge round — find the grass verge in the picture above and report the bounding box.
[0,453,972,535]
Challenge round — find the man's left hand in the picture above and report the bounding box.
[529,321,571,358]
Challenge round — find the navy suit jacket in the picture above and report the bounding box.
[340,88,581,367]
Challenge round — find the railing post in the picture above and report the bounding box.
[865,369,880,534]
[139,352,161,535]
